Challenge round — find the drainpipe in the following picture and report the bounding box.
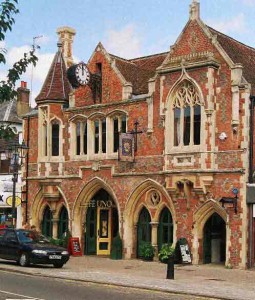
[249,96,255,268]
[25,116,30,223]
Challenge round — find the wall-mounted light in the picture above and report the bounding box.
[219,188,238,214]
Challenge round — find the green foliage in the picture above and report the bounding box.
[140,242,155,260]
[0,124,16,139]
[0,0,38,139]
[158,244,175,263]
[49,231,71,249]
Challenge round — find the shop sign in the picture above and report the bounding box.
[6,196,21,207]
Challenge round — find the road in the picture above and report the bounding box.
[0,269,213,300]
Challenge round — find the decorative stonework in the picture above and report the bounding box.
[146,189,162,207]
[173,155,194,167]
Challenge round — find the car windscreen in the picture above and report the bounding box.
[17,230,50,244]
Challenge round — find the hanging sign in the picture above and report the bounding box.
[68,237,82,256]
[119,133,135,162]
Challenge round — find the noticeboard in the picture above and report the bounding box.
[68,237,82,256]
[175,238,192,264]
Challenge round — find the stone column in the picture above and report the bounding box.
[150,222,159,259]
[52,218,59,239]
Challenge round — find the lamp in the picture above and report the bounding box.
[5,140,29,227]
[219,188,238,214]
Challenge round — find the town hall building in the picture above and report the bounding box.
[23,1,255,268]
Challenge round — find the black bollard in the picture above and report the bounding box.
[166,256,174,279]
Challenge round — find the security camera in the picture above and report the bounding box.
[219,132,227,140]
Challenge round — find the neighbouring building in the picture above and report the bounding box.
[23,1,255,268]
[0,81,30,228]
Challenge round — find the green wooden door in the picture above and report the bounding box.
[41,206,53,237]
[58,206,68,239]
[85,207,97,255]
[158,207,173,251]
[137,207,151,258]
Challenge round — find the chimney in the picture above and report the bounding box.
[17,81,30,117]
[189,0,200,21]
[56,26,76,67]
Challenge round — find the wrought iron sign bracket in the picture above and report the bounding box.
[219,188,238,214]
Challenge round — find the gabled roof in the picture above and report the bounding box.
[0,99,21,124]
[36,43,71,103]
[110,52,167,94]
[207,26,255,93]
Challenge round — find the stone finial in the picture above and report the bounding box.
[56,26,76,67]
[189,0,200,20]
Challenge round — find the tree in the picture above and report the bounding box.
[0,0,38,139]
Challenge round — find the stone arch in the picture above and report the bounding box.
[192,200,229,265]
[166,70,204,108]
[29,186,70,236]
[165,70,205,153]
[107,109,128,118]
[123,178,175,259]
[72,177,120,239]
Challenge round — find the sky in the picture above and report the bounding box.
[1,0,255,107]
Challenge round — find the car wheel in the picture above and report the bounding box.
[53,262,64,268]
[19,253,30,267]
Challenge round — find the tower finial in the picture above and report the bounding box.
[189,0,200,20]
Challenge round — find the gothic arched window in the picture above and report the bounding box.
[172,80,202,147]
[51,120,60,156]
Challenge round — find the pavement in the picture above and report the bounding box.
[0,256,254,300]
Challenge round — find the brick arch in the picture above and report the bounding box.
[192,200,230,265]
[72,177,119,239]
[123,178,175,258]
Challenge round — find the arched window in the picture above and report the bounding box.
[51,120,60,156]
[41,206,53,237]
[58,206,68,239]
[93,118,106,154]
[172,80,202,147]
[158,208,173,251]
[75,120,88,156]
[137,207,151,258]
[113,115,127,152]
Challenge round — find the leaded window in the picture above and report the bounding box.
[172,80,202,147]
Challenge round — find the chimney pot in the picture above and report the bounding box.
[21,81,27,89]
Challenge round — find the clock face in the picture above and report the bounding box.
[75,63,90,85]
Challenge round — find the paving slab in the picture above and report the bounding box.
[0,256,254,300]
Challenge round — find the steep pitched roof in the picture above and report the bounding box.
[207,26,255,93]
[110,52,167,95]
[0,99,21,124]
[36,43,71,103]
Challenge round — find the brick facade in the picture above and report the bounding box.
[23,2,255,268]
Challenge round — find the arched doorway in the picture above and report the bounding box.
[41,206,53,237]
[158,207,173,251]
[58,206,68,239]
[203,213,226,264]
[85,189,119,256]
[137,207,151,258]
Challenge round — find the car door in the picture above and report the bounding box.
[0,229,7,259]
[3,230,20,260]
